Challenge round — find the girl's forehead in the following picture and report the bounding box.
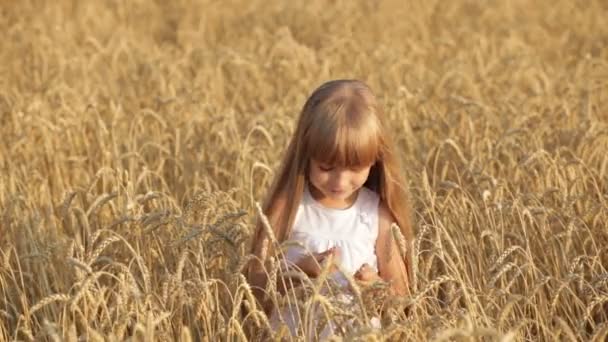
[307,138,378,167]
[310,158,374,168]
[305,123,380,167]
[302,89,382,168]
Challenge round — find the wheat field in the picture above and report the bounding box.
[1,0,607,340]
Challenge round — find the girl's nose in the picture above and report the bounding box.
[331,170,348,188]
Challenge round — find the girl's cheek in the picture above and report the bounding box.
[320,171,332,181]
[311,169,329,184]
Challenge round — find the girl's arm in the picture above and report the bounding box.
[247,195,289,314]
[247,241,273,314]
[375,202,410,296]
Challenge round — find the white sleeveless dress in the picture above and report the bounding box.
[271,184,381,339]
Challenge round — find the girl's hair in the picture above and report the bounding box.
[249,79,414,286]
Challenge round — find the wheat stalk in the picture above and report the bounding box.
[1,2,607,340]
[28,294,70,316]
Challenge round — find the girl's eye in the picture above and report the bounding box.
[319,165,334,172]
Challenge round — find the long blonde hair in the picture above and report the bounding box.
[249,79,414,286]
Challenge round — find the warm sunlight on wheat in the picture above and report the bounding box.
[1,0,607,341]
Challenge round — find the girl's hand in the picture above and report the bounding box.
[320,246,341,265]
[296,247,341,278]
[354,263,381,283]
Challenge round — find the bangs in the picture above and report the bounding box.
[306,105,381,167]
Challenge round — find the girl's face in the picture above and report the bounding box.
[308,159,373,209]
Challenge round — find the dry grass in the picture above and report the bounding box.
[1,0,608,340]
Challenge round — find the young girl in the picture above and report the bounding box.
[247,79,414,338]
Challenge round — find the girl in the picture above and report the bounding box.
[247,79,414,338]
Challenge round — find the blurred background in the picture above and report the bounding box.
[1,0,607,340]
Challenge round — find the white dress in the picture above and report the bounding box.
[271,184,381,339]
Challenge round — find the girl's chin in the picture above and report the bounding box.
[310,184,354,202]
[325,190,352,200]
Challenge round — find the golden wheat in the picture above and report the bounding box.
[1,0,607,340]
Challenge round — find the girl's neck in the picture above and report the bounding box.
[307,183,360,210]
